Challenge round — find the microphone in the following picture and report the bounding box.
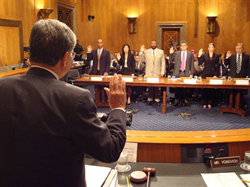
[205,149,224,160]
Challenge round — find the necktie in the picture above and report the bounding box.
[97,50,101,70]
[236,54,241,74]
[181,52,185,72]
[153,50,155,64]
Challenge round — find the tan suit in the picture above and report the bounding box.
[140,48,165,76]
[140,48,165,103]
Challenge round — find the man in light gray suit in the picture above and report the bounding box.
[169,41,194,106]
[140,40,165,106]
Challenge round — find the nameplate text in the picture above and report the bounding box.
[210,79,223,84]
[236,80,249,85]
[147,78,159,83]
[209,156,241,168]
[91,77,103,81]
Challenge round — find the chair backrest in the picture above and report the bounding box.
[67,69,80,79]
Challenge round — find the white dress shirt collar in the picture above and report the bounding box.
[31,65,59,80]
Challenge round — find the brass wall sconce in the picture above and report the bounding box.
[207,16,217,34]
[37,8,54,20]
[127,17,137,34]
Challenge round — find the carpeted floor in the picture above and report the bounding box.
[83,85,250,131]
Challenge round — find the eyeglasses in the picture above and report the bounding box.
[72,52,76,59]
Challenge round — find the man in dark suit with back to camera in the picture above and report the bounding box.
[0,19,127,187]
[170,40,194,106]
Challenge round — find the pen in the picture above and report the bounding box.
[242,179,250,183]
[126,176,130,187]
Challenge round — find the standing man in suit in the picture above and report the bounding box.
[170,41,194,106]
[87,39,110,76]
[87,39,111,102]
[140,40,165,106]
[225,43,250,107]
[225,43,250,78]
[0,19,127,187]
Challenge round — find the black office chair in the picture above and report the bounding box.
[66,69,80,84]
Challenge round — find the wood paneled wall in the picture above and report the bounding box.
[76,0,250,55]
[0,0,250,63]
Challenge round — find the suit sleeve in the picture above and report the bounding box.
[71,91,127,163]
[87,52,93,62]
[160,51,166,75]
[105,50,111,73]
[215,55,220,76]
[246,54,250,77]
[131,54,135,74]
[190,54,194,76]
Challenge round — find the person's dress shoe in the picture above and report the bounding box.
[203,105,207,109]
[208,105,212,109]
[146,101,152,106]
[155,101,161,106]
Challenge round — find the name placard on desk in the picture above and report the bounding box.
[123,142,138,163]
[122,77,133,82]
[91,77,102,81]
[236,80,249,85]
[210,79,223,84]
[147,77,159,83]
[208,156,241,168]
[184,79,197,84]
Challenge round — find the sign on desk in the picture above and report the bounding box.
[123,142,138,163]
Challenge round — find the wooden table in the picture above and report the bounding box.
[0,68,29,78]
[75,76,250,117]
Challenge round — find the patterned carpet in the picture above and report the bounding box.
[83,85,250,131]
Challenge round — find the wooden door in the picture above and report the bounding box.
[162,29,180,55]
[58,6,73,31]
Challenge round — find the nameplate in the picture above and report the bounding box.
[210,79,223,84]
[122,142,138,163]
[91,77,103,81]
[184,79,197,84]
[236,80,249,85]
[122,77,133,82]
[208,156,241,168]
[147,78,159,83]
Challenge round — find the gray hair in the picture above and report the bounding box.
[29,19,76,66]
[236,43,244,48]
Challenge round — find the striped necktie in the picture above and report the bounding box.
[236,54,241,74]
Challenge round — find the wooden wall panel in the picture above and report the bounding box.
[0,26,20,66]
[228,141,250,160]
[137,143,181,163]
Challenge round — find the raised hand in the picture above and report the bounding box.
[198,49,203,57]
[117,53,121,61]
[226,51,232,58]
[169,47,175,54]
[140,45,145,52]
[104,74,126,109]
[87,45,92,53]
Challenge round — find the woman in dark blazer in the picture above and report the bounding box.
[198,43,220,109]
[117,44,135,104]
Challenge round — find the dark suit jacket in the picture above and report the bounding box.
[225,52,250,78]
[0,67,126,187]
[170,50,194,77]
[118,53,135,75]
[198,53,220,78]
[87,48,110,75]
[135,62,145,77]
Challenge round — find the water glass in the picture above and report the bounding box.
[244,151,250,170]
[116,151,128,172]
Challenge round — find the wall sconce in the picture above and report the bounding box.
[207,16,217,34]
[88,15,95,22]
[127,17,137,34]
[37,8,53,20]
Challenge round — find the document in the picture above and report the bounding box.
[201,172,245,187]
[85,165,113,187]
[240,174,250,187]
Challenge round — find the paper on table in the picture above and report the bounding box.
[201,172,245,187]
[240,174,250,187]
[85,165,111,187]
